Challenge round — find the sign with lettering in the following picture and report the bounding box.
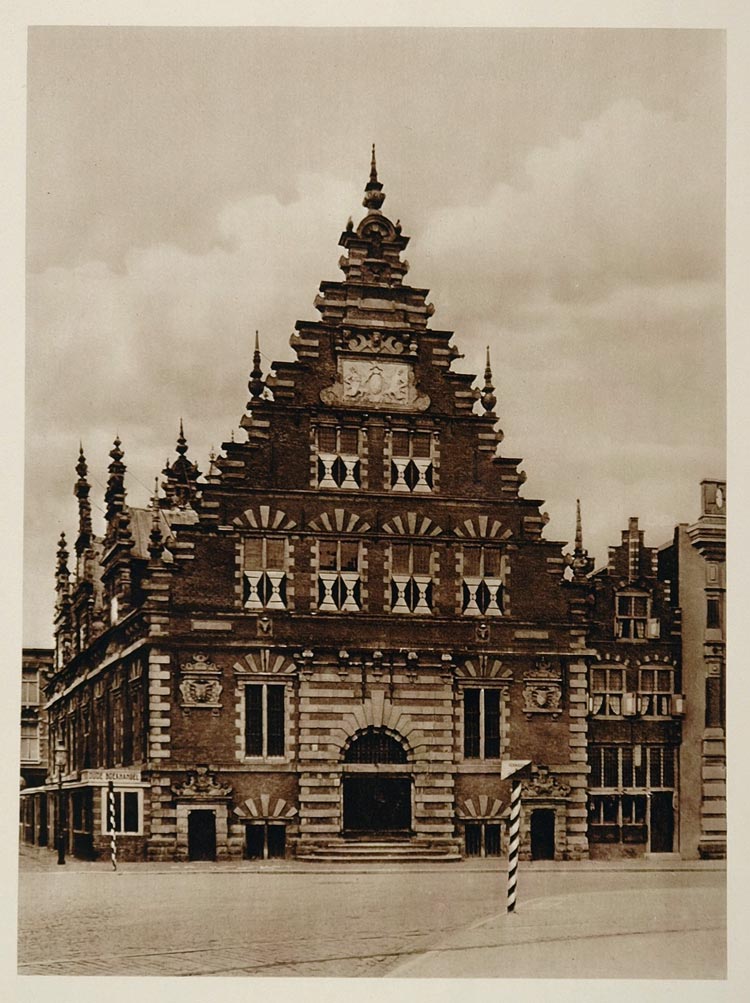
[500,759,531,780]
[81,769,142,783]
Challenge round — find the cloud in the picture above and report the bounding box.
[419,99,722,310]
[24,99,724,645]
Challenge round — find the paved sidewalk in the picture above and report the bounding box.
[18,842,726,875]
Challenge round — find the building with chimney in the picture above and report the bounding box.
[19,154,725,864]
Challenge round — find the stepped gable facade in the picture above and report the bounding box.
[586,517,683,858]
[33,154,597,863]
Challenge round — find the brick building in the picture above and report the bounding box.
[19,155,725,863]
[585,517,683,857]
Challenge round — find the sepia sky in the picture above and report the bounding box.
[24,26,726,647]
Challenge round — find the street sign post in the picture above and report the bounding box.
[108,781,118,872]
[501,759,531,913]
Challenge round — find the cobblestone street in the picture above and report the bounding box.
[17,851,725,978]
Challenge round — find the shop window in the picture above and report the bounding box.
[615,592,656,640]
[462,546,505,616]
[317,539,362,611]
[638,668,674,717]
[390,542,433,614]
[390,430,435,493]
[245,684,286,758]
[316,426,361,489]
[242,536,288,610]
[590,667,625,716]
[463,688,501,759]
[590,745,676,793]
[102,789,141,835]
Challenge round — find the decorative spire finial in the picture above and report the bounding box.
[481,345,497,414]
[362,143,385,211]
[148,477,164,559]
[74,443,93,557]
[569,497,594,581]
[105,435,127,523]
[55,531,71,606]
[177,418,187,457]
[162,422,201,509]
[248,329,265,400]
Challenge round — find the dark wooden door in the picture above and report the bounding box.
[343,775,412,832]
[650,792,674,852]
[530,809,555,860]
[188,809,217,861]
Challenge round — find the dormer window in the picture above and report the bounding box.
[316,426,361,490]
[390,430,435,493]
[615,592,657,640]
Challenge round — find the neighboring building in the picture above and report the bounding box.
[659,481,726,859]
[19,156,726,864]
[585,519,682,857]
[20,648,53,845]
[20,649,52,789]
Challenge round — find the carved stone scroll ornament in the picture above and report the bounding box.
[521,767,571,800]
[338,329,416,356]
[179,652,223,711]
[321,359,430,411]
[172,765,233,800]
[522,659,563,718]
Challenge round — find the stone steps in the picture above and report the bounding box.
[296,837,462,863]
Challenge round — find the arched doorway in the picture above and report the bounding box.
[342,728,412,834]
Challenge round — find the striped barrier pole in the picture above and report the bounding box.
[506,779,522,913]
[108,781,117,872]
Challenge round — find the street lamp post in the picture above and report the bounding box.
[55,740,67,865]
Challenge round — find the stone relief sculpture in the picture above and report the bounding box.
[321,359,430,410]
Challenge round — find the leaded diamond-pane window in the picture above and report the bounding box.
[462,545,505,616]
[316,426,361,490]
[243,537,288,610]
[390,430,435,493]
[317,539,362,612]
[390,543,433,614]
